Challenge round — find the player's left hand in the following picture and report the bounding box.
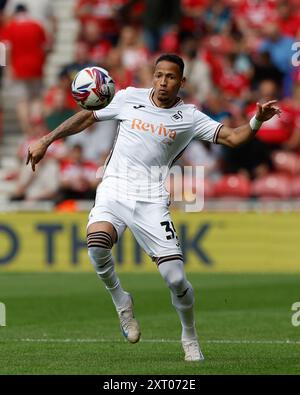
[255,100,281,122]
[26,140,48,172]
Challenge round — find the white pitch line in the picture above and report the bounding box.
[4,338,300,345]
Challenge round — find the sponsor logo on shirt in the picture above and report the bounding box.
[131,119,177,141]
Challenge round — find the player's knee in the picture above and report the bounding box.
[167,271,186,292]
[158,259,187,292]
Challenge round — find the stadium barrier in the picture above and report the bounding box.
[0,212,299,272]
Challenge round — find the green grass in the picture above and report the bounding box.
[0,272,300,375]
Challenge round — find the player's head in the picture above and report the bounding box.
[155,54,185,77]
[152,54,186,107]
[14,3,28,14]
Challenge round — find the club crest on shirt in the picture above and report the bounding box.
[161,138,174,146]
[171,110,183,122]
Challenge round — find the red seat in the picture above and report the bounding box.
[214,174,251,198]
[203,178,215,198]
[272,151,300,176]
[183,176,215,199]
[290,176,300,197]
[251,173,292,198]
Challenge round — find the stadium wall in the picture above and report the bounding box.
[0,212,299,272]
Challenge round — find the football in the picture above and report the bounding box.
[71,66,115,110]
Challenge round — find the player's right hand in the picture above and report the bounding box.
[26,140,48,171]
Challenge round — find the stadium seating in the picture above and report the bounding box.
[251,173,292,199]
[1,0,300,205]
[213,174,251,198]
[290,176,300,197]
[271,151,300,176]
[183,175,215,199]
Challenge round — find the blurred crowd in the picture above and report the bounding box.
[1,0,300,204]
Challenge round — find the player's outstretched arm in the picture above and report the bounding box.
[216,100,281,148]
[26,110,95,171]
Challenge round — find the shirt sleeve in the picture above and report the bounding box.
[192,109,223,144]
[93,89,126,121]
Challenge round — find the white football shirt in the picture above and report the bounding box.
[93,87,222,202]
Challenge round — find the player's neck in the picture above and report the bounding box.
[152,93,180,109]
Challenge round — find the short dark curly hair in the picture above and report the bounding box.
[155,54,185,76]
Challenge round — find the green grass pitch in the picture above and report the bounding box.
[0,272,300,375]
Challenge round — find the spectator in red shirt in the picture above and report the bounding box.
[1,4,47,79]
[1,3,48,134]
[202,33,235,86]
[74,0,125,45]
[180,0,207,36]
[233,0,278,34]
[79,20,112,66]
[106,47,134,90]
[281,82,300,152]
[277,1,300,38]
[218,52,250,101]
[4,0,57,47]
[117,25,149,72]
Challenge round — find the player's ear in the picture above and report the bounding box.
[181,77,186,88]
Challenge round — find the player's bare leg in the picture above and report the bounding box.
[157,257,204,362]
[87,221,140,343]
[16,98,31,135]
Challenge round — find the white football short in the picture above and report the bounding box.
[87,193,182,260]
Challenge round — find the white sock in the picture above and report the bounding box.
[99,271,130,311]
[171,287,198,341]
[158,259,198,341]
[88,247,130,311]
